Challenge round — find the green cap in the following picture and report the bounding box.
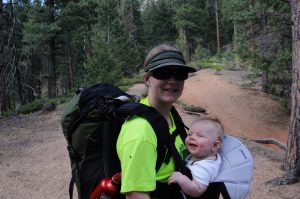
[144,50,196,72]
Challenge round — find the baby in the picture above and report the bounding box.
[168,117,224,197]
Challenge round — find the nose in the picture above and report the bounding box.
[167,76,177,83]
[186,134,195,141]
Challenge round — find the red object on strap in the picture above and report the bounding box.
[90,172,121,199]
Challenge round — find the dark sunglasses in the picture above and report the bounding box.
[150,68,189,81]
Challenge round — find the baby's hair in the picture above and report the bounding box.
[191,116,224,142]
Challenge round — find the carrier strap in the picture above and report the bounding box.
[117,103,192,179]
[169,107,192,179]
[116,102,170,172]
[69,176,75,199]
[164,107,188,164]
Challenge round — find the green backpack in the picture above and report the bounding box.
[61,83,190,199]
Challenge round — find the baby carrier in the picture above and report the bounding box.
[198,134,253,199]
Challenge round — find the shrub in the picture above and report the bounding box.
[19,99,44,114]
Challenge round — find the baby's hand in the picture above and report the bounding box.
[168,171,183,185]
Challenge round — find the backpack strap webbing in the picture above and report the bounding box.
[69,176,75,199]
[193,182,230,199]
[116,102,170,172]
[163,107,192,179]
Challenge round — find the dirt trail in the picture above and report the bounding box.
[0,69,299,199]
[181,70,290,144]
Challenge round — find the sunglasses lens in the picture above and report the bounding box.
[151,69,188,80]
[152,69,170,80]
[176,72,188,80]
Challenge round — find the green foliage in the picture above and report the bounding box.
[19,99,44,114]
[1,0,294,114]
[1,96,69,117]
[1,110,16,118]
[224,0,292,97]
[84,43,122,85]
[203,63,224,71]
[117,75,144,91]
[141,0,178,48]
[188,60,203,71]
[221,49,235,61]
[174,1,217,54]
[191,45,211,62]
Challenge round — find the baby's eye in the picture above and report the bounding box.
[196,134,203,138]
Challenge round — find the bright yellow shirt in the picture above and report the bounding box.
[116,97,186,193]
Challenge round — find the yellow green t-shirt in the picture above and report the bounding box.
[116,97,187,193]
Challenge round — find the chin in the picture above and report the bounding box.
[163,95,180,102]
[162,98,177,105]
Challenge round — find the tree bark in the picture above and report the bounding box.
[107,0,111,43]
[0,0,5,114]
[214,0,220,51]
[67,45,74,89]
[47,0,57,98]
[286,0,300,181]
[48,38,57,98]
[85,23,92,57]
[8,0,23,104]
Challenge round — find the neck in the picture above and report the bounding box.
[191,154,217,161]
[148,96,172,126]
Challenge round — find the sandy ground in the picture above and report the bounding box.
[0,69,299,199]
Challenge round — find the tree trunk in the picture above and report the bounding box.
[47,0,57,98]
[85,23,92,57]
[286,0,300,182]
[183,28,191,61]
[0,0,5,114]
[9,1,23,104]
[214,0,220,51]
[48,39,57,98]
[107,0,111,43]
[67,45,74,89]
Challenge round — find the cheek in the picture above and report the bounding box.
[185,138,189,145]
[149,77,164,88]
[177,82,185,95]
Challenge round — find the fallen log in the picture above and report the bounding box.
[254,138,287,151]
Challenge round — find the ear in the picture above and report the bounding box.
[144,73,151,86]
[212,140,221,152]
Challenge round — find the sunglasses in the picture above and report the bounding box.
[150,68,189,81]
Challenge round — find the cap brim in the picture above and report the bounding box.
[149,62,196,73]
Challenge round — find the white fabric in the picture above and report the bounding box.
[186,153,222,186]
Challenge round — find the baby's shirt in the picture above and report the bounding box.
[185,153,222,186]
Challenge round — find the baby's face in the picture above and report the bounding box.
[185,122,216,160]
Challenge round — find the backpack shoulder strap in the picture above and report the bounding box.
[171,106,188,141]
[116,102,170,172]
[116,103,192,178]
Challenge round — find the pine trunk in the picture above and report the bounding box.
[47,0,57,98]
[48,39,57,98]
[0,0,6,113]
[214,0,220,51]
[286,0,300,179]
[67,45,74,89]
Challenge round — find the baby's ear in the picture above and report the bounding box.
[212,140,221,152]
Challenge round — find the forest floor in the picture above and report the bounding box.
[0,69,299,199]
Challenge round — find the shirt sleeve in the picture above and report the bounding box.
[119,140,157,193]
[187,157,221,186]
[117,116,158,193]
